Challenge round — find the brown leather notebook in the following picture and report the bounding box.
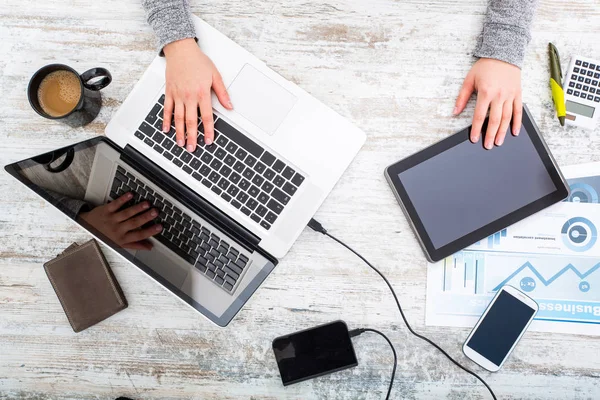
[44,239,127,332]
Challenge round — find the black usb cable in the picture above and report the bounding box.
[349,328,397,400]
[308,219,497,400]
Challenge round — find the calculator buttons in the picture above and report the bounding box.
[567,60,600,120]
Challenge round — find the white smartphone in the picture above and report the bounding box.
[462,285,538,372]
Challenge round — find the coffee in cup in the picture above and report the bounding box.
[37,70,82,117]
[28,64,112,127]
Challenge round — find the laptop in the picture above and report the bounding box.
[6,16,365,326]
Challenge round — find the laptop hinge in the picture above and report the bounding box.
[121,143,262,253]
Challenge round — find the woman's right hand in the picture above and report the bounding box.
[454,58,522,149]
[162,38,233,152]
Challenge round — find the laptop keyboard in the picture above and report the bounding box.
[133,94,305,231]
[110,164,249,293]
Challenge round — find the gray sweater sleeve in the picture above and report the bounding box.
[141,0,197,53]
[474,0,538,68]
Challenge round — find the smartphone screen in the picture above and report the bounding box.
[272,320,358,386]
[465,288,537,370]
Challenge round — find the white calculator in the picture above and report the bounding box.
[563,56,600,130]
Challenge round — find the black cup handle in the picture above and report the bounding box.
[80,67,112,91]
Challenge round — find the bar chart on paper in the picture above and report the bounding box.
[441,251,486,294]
[472,228,508,250]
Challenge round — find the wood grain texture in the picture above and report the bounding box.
[1,0,600,399]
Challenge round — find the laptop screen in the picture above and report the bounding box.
[5,137,274,326]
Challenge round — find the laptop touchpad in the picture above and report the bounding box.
[227,64,297,136]
[136,246,189,288]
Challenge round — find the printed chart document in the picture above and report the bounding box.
[426,162,600,335]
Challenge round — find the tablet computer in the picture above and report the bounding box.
[385,105,569,262]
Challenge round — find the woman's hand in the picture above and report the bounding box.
[162,38,233,152]
[454,58,522,149]
[78,193,161,250]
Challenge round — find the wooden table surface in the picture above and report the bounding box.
[1,0,599,399]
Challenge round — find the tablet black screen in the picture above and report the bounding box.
[398,126,557,249]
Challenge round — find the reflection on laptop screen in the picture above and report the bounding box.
[5,137,274,326]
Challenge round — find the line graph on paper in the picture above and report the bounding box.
[493,261,600,293]
[440,251,600,301]
[430,251,600,330]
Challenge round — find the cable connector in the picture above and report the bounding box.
[348,328,366,338]
[308,218,327,234]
